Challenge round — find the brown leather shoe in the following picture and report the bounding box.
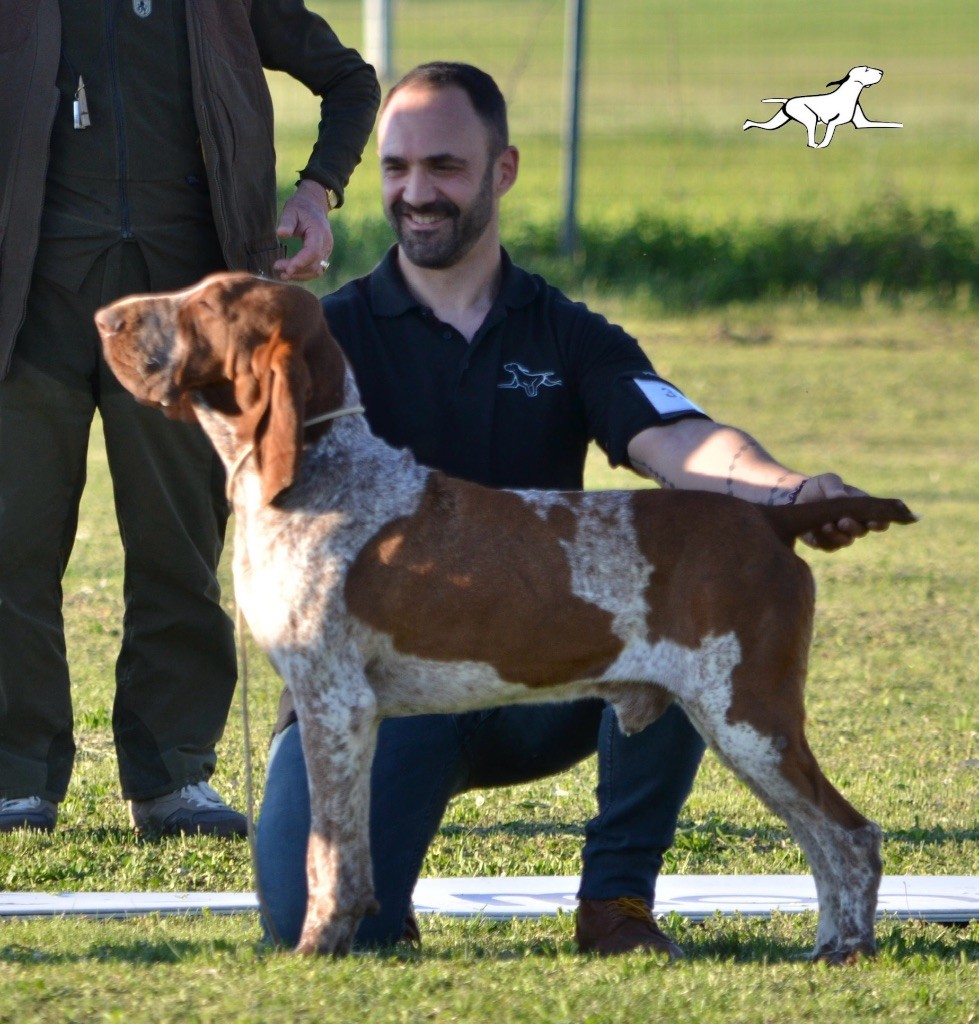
[575,898,684,959]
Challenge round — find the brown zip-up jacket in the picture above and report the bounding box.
[0,0,380,377]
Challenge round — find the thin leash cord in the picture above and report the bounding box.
[236,600,284,948]
[225,405,365,502]
[303,404,365,427]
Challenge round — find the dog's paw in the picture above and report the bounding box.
[812,939,877,966]
[295,919,356,958]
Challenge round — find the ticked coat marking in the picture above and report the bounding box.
[95,273,917,963]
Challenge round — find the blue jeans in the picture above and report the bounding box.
[255,701,705,948]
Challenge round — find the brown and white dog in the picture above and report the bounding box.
[95,272,916,962]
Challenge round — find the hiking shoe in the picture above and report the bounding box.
[575,897,685,959]
[0,796,58,832]
[131,781,247,838]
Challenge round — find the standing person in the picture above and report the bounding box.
[0,0,380,836]
[256,62,884,954]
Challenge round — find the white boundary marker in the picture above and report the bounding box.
[1,875,976,924]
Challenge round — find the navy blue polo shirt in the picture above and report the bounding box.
[321,247,709,491]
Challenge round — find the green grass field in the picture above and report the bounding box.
[2,2,978,1019]
[1,302,976,1022]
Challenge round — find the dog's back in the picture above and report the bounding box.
[344,480,915,694]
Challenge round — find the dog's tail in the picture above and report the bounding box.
[761,496,918,549]
[762,98,787,103]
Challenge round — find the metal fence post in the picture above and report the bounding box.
[560,0,586,257]
[364,0,394,85]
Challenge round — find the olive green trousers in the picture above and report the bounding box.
[0,243,236,801]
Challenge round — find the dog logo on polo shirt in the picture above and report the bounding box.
[498,362,563,398]
[133,0,152,16]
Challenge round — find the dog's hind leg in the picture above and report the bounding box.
[765,730,882,962]
[290,666,381,956]
[679,633,880,962]
[743,108,790,132]
[690,703,881,962]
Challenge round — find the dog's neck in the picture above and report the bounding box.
[201,366,429,526]
[828,76,864,95]
[298,371,430,516]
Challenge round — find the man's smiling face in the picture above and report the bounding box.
[378,84,513,270]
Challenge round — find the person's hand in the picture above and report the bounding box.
[796,473,890,550]
[274,180,335,281]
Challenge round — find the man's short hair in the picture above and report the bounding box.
[382,62,510,155]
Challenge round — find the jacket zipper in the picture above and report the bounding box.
[105,0,133,239]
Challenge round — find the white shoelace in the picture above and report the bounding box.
[175,782,226,808]
[0,796,47,811]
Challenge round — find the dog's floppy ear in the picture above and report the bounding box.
[826,73,850,87]
[247,328,311,505]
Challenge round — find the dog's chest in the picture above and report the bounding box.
[232,511,346,650]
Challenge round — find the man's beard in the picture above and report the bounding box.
[387,165,495,269]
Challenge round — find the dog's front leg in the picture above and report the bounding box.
[815,117,842,149]
[852,103,903,129]
[292,679,380,956]
[791,105,821,148]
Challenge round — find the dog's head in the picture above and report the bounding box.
[829,66,883,88]
[96,272,348,504]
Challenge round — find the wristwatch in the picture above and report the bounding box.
[298,176,340,211]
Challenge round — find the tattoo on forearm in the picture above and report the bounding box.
[727,441,803,504]
[779,478,810,506]
[725,440,762,497]
[633,459,676,489]
[763,472,793,505]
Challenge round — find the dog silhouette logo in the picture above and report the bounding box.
[498,363,563,398]
[743,66,902,149]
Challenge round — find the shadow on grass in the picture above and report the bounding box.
[438,820,584,841]
[0,825,248,845]
[875,919,979,961]
[676,818,979,850]
[343,915,812,966]
[886,824,979,846]
[0,936,239,965]
[3,919,972,967]
[436,814,788,844]
[688,935,976,965]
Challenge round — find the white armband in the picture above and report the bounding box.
[634,377,706,419]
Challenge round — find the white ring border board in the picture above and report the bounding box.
[1,875,976,923]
